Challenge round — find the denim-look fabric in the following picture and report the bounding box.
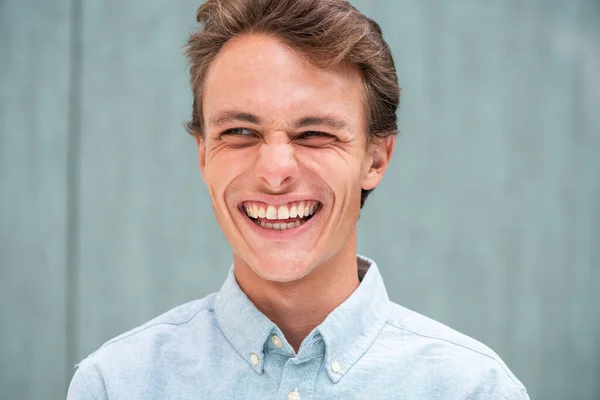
[67,256,529,399]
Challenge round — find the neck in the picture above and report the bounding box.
[234,234,360,353]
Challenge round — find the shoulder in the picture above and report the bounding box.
[68,294,218,399]
[384,302,510,366]
[88,293,217,359]
[378,302,528,398]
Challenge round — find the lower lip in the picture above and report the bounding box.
[239,207,321,240]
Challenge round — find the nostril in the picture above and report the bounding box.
[256,147,299,188]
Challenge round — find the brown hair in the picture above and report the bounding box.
[185,0,400,207]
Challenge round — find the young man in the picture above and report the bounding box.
[68,0,529,398]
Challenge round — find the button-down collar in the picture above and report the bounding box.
[214,255,393,382]
[214,269,278,374]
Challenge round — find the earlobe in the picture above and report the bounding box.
[361,135,395,190]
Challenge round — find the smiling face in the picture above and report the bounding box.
[197,34,393,283]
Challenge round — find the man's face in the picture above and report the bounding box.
[198,34,392,282]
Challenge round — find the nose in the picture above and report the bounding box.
[256,140,299,190]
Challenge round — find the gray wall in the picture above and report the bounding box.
[1,0,599,399]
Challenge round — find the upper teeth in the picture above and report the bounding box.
[243,201,319,220]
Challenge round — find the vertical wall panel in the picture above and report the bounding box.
[355,1,600,399]
[75,0,230,360]
[0,1,71,399]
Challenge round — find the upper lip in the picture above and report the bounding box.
[237,194,322,207]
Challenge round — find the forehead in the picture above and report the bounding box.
[202,34,365,127]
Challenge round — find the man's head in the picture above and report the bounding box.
[185,0,399,282]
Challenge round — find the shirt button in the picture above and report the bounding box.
[331,361,341,373]
[250,353,260,366]
[271,334,283,349]
[288,391,301,400]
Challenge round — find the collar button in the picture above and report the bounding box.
[331,361,341,373]
[271,334,283,349]
[288,391,301,400]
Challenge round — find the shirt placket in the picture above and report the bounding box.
[276,353,323,400]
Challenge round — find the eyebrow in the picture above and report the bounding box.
[208,111,262,126]
[208,110,349,131]
[295,115,349,131]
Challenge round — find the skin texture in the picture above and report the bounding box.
[197,34,395,351]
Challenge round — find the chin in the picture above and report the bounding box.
[248,254,316,283]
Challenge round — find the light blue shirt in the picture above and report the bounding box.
[68,256,528,399]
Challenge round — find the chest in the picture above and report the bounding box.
[105,344,469,400]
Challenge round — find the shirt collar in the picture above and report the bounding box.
[214,255,392,382]
[316,255,393,382]
[214,267,276,375]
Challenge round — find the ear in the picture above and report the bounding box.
[361,135,395,191]
[195,135,207,180]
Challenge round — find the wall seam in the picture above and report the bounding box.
[65,0,83,391]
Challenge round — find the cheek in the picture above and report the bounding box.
[204,148,255,197]
[300,147,364,188]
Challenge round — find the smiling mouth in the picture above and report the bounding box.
[242,200,321,231]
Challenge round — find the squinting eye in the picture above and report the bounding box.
[295,131,336,147]
[298,131,332,139]
[218,127,259,147]
[221,127,255,137]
